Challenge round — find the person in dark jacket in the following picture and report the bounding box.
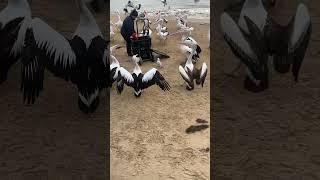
[121,9,138,56]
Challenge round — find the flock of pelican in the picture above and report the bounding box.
[221,0,312,92]
[0,0,109,114]
[0,0,209,113]
[110,0,208,97]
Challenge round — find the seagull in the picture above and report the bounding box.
[221,13,269,92]
[116,57,170,97]
[161,0,167,7]
[156,58,162,68]
[178,47,208,90]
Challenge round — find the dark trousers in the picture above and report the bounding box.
[125,39,132,56]
[121,33,132,56]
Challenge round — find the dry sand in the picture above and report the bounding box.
[110,15,210,179]
[213,0,320,179]
[0,1,109,179]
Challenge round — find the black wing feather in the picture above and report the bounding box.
[20,28,45,104]
[142,70,171,91]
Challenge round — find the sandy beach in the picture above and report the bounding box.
[213,0,320,179]
[110,14,210,179]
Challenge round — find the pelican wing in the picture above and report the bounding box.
[142,68,170,91]
[30,18,76,80]
[196,63,208,87]
[220,12,260,72]
[117,67,134,94]
[264,14,293,73]
[179,65,193,85]
[289,3,312,82]
[20,28,45,104]
[243,16,267,57]
[87,36,110,90]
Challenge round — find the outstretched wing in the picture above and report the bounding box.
[220,12,260,73]
[142,68,170,91]
[117,67,134,93]
[31,18,77,80]
[288,3,312,82]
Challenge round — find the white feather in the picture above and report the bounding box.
[290,3,311,48]
[74,0,103,48]
[31,18,77,68]
[200,63,208,78]
[0,0,31,26]
[238,0,267,34]
[220,12,257,60]
[142,68,157,82]
[179,65,191,82]
[78,88,99,106]
[119,67,134,83]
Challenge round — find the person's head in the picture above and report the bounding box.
[130,9,138,20]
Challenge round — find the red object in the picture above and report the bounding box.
[130,32,137,40]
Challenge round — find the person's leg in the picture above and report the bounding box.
[126,39,133,56]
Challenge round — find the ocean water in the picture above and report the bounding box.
[110,0,210,19]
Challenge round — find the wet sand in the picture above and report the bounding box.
[110,14,210,179]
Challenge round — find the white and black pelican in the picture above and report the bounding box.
[66,0,109,113]
[178,45,208,90]
[179,44,200,63]
[24,0,108,113]
[182,36,202,59]
[117,56,170,97]
[224,0,311,83]
[0,0,77,104]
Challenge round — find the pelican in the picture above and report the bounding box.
[178,46,208,90]
[116,56,170,97]
[223,1,312,82]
